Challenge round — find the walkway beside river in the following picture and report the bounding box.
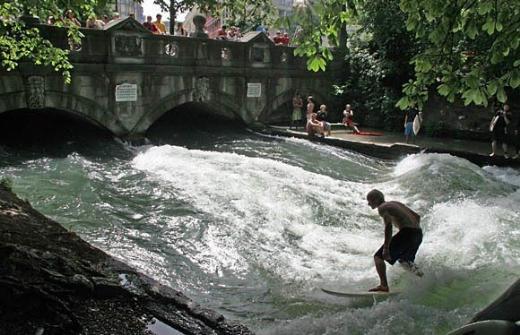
[265,125,520,168]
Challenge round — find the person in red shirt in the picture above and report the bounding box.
[273,31,283,45]
[216,25,228,40]
[281,32,290,45]
[143,16,158,33]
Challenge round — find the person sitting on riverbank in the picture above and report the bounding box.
[317,104,331,137]
[490,104,511,158]
[342,104,360,134]
[306,112,324,137]
[366,189,423,292]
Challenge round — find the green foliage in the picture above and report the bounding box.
[283,0,356,72]
[0,0,105,83]
[334,0,416,130]
[215,0,276,30]
[398,0,520,109]
[149,0,277,32]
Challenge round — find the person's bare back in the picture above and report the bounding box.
[377,201,420,230]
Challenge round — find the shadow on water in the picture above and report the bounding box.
[146,103,269,149]
[0,109,128,163]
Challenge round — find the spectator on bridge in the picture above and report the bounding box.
[64,9,81,27]
[154,14,167,34]
[227,26,239,40]
[174,22,186,36]
[108,12,120,23]
[281,32,290,46]
[273,31,284,45]
[86,15,104,29]
[102,15,110,25]
[216,25,228,40]
[46,16,56,25]
[143,16,158,33]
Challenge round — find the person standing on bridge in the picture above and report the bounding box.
[154,14,167,35]
[143,16,158,33]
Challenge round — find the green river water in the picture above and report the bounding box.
[0,116,519,335]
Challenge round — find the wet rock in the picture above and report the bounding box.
[471,278,520,323]
[0,185,253,335]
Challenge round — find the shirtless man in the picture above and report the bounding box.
[366,189,423,292]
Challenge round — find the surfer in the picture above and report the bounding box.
[366,189,423,292]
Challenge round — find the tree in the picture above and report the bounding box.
[149,0,276,35]
[0,0,110,83]
[397,0,520,109]
[147,0,211,35]
[334,0,416,129]
[213,0,276,31]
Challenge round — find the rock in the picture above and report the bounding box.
[471,278,520,323]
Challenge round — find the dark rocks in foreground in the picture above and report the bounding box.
[0,185,253,335]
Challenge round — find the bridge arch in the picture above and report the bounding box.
[133,88,243,134]
[0,91,117,135]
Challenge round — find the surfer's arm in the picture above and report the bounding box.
[382,215,393,260]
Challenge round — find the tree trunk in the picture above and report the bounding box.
[338,4,348,53]
[169,0,176,35]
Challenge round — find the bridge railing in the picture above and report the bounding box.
[34,22,328,72]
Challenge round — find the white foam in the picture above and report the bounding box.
[132,145,379,281]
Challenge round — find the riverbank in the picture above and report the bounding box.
[264,125,520,167]
[0,183,252,335]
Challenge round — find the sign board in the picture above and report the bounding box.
[247,83,262,98]
[115,83,137,102]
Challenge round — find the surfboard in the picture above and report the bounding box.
[321,288,401,298]
[412,113,422,135]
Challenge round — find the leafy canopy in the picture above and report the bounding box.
[147,0,276,33]
[0,0,108,83]
[397,0,520,109]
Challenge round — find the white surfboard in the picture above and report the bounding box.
[321,287,401,298]
[412,113,422,135]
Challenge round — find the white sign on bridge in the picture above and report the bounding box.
[115,83,138,102]
[247,83,262,98]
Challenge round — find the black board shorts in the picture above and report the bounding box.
[374,228,423,265]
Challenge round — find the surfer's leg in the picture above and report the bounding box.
[370,255,389,291]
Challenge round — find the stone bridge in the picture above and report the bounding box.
[0,17,342,139]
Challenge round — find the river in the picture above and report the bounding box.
[1,120,519,335]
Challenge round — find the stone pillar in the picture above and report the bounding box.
[190,15,208,39]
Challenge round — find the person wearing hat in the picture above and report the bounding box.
[153,14,167,34]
